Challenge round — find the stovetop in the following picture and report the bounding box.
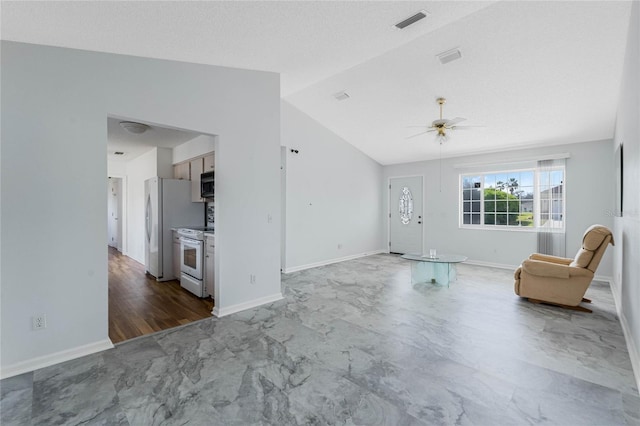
[177,227,214,240]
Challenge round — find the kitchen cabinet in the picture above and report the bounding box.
[190,158,204,202]
[203,154,214,172]
[173,153,213,203]
[173,231,181,281]
[173,162,190,181]
[204,234,215,298]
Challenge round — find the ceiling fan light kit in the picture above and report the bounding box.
[406,97,481,142]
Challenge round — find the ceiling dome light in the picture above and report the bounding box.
[119,121,150,134]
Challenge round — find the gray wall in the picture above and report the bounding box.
[382,139,614,276]
[1,41,281,374]
[613,0,640,386]
[281,101,384,270]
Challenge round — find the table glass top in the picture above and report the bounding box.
[401,253,467,263]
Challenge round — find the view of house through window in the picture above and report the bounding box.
[461,167,564,229]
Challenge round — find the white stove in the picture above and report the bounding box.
[177,227,212,297]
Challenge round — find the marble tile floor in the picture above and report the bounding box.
[1,254,639,425]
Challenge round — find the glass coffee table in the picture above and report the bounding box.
[401,253,467,287]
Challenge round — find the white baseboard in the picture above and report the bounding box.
[462,261,616,286]
[609,278,640,392]
[619,312,640,393]
[0,339,114,379]
[594,274,614,284]
[283,250,386,273]
[213,292,284,317]
[463,259,518,270]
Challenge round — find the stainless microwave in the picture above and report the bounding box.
[201,171,214,198]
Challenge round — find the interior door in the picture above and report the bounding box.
[107,178,119,248]
[389,176,423,254]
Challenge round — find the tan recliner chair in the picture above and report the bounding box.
[514,224,614,313]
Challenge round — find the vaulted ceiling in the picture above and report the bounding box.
[2,1,632,164]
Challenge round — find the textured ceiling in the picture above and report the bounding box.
[1,1,495,96]
[285,1,632,164]
[2,1,632,164]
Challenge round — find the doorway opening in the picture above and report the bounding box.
[106,115,216,343]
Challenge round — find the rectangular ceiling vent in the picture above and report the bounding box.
[333,91,350,101]
[394,10,429,29]
[436,47,462,65]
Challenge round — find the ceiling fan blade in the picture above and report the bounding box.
[450,125,486,130]
[405,130,430,140]
[446,117,467,126]
[405,126,431,131]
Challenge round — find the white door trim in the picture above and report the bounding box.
[387,174,424,254]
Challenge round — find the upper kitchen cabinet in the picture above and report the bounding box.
[203,154,214,172]
[173,153,214,202]
[173,162,190,181]
[190,158,204,202]
[190,154,214,202]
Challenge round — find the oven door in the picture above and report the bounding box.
[179,237,203,280]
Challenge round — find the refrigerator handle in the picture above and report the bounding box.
[145,194,152,242]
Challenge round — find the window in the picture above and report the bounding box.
[460,167,564,230]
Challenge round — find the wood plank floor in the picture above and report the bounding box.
[108,246,213,344]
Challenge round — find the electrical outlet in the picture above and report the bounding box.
[250,274,256,284]
[32,314,47,331]
[337,243,343,249]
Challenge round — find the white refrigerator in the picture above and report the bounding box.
[145,177,203,281]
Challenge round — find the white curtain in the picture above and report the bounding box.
[537,159,566,257]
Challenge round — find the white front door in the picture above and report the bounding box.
[389,176,423,254]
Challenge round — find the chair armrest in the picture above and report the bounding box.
[529,253,572,265]
[568,266,593,278]
[522,259,570,279]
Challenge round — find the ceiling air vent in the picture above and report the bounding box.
[394,10,429,29]
[333,91,350,101]
[436,47,462,65]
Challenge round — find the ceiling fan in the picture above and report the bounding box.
[407,97,479,142]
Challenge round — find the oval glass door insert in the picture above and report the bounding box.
[399,187,413,225]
